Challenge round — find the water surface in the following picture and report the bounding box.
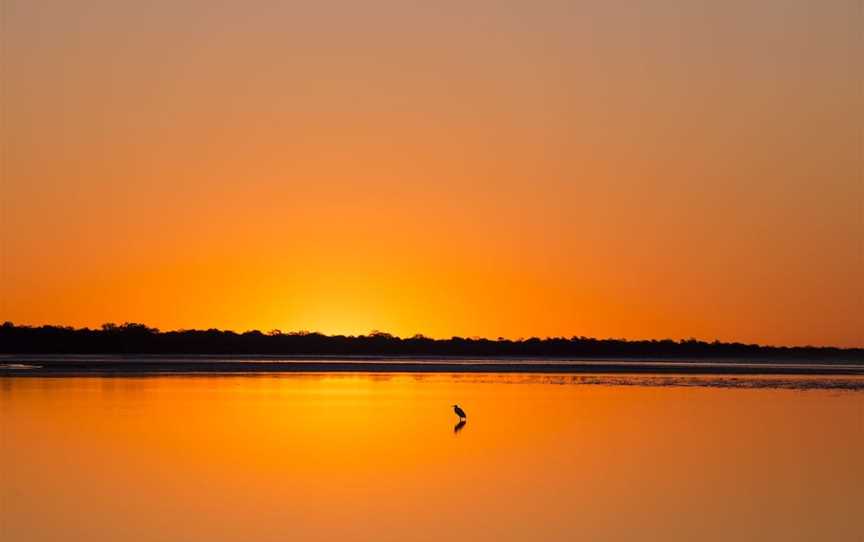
[2,374,862,541]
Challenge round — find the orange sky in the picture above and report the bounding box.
[2,1,862,346]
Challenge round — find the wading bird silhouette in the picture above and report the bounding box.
[452,404,467,420]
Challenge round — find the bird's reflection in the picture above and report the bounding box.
[453,419,467,435]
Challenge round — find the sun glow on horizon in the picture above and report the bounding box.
[2,0,862,347]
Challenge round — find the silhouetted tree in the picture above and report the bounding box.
[0,323,860,361]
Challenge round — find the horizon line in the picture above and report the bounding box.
[3,321,861,351]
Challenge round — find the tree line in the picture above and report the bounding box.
[1,322,860,360]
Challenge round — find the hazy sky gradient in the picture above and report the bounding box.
[2,1,862,346]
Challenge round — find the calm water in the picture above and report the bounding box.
[2,374,862,541]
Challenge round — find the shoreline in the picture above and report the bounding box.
[2,357,863,376]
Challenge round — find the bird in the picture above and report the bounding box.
[452,404,467,420]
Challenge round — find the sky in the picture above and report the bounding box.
[1,1,862,346]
